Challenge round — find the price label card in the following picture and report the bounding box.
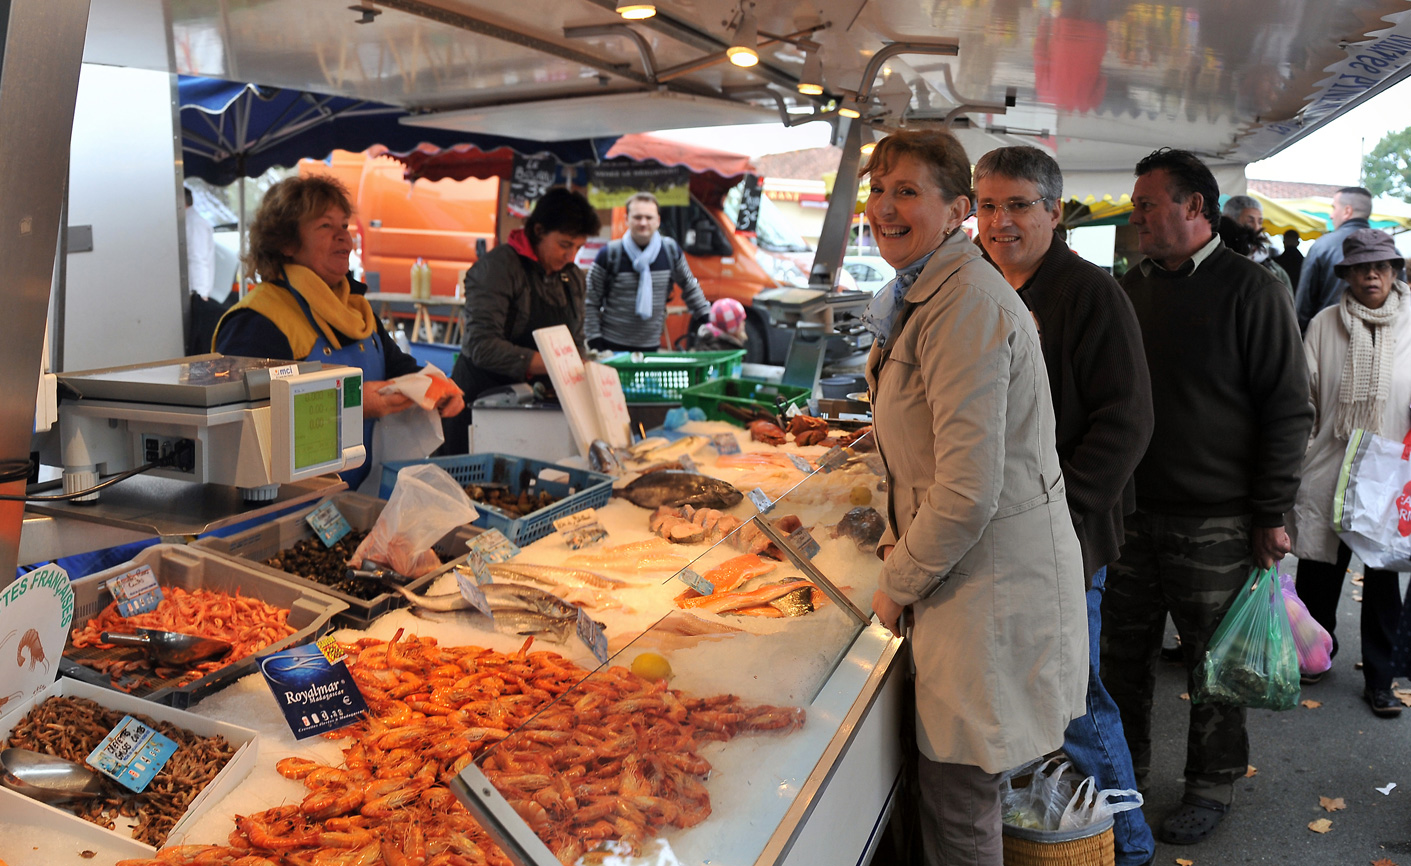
[455,568,494,618]
[305,501,353,547]
[787,454,814,473]
[106,565,164,617]
[711,433,742,455]
[748,487,773,513]
[259,643,369,740]
[818,445,847,473]
[678,453,698,474]
[463,551,493,585]
[788,526,821,560]
[554,508,608,549]
[576,608,609,664]
[87,715,178,793]
[675,568,715,596]
[467,529,521,563]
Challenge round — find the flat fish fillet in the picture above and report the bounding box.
[566,538,690,572]
[485,562,625,589]
[678,579,818,614]
[701,553,778,592]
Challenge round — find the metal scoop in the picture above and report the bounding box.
[0,748,105,804]
[99,628,233,667]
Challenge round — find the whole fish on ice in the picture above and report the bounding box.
[616,471,744,509]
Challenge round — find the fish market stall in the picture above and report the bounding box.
[6,416,903,866]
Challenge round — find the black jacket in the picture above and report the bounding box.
[1018,234,1155,577]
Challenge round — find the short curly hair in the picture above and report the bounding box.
[246,176,355,282]
[861,129,973,204]
[523,187,602,242]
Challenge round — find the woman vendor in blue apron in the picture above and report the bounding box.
[214,176,464,490]
[443,187,602,454]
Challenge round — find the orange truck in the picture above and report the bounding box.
[299,145,810,363]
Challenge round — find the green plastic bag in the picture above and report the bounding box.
[1193,566,1301,710]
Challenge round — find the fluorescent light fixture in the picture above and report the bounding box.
[616,0,656,19]
[727,4,759,68]
[837,96,862,118]
[797,46,824,95]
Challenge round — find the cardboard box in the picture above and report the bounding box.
[0,677,258,863]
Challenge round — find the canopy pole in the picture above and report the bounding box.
[238,173,247,298]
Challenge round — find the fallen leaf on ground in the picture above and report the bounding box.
[1371,858,1396,866]
[1354,593,1364,602]
[1245,765,1258,778]
[1176,860,1194,866]
[1319,796,1346,811]
[1302,699,1323,709]
[1179,692,1190,701]
[1352,573,1365,585]
[1377,782,1397,795]
[1309,818,1333,833]
[1393,688,1411,708]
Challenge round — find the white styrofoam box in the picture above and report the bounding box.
[0,677,258,858]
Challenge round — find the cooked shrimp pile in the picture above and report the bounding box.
[118,629,803,866]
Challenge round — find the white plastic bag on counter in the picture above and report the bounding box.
[350,463,477,578]
[1058,776,1144,830]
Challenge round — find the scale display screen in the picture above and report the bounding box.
[293,388,339,471]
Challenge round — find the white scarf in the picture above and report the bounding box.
[1334,281,1404,438]
[622,233,663,320]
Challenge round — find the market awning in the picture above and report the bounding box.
[1278,197,1411,233]
[602,134,757,181]
[1061,192,1328,239]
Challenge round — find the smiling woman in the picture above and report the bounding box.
[213,175,464,490]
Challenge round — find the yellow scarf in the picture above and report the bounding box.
[215,264,377,358]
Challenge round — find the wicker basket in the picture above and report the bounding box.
[1001,817,1115,866]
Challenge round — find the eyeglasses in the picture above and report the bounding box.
[976,198,1049,217]
[1346,261,1395,276]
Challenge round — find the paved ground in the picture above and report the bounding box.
[1142,569,1410,865]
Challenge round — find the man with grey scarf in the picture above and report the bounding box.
[585,191,711,352]
[1289,228,1411,718]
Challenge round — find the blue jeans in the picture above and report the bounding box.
[1064,566,1155,866]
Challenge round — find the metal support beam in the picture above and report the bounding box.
[0,0,91,582]
[562,23,658,81]
[810,118,864,290]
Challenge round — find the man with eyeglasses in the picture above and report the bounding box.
[975,145,1156,866]
[1101,149,1312,847]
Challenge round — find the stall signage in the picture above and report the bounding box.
[508,154,560,218]
[734,174,762,237]
[677,453,699,474]
[305,501,353,547]
[0,564,73,703]
[576,608,610,664]
[818,446,846,473]
[87,715,178,793]
[455,565,494,618]
[554,508,608,549]
[711,433,742,455]
[106,565,164,617]
[268,364,299,380]
[588,162,690,209]
[788,526,821,560]
[787,454,813,474]
[259,642,369,740]
[468,529,520,563]
[675,568,714,596]
[748,487,773,513]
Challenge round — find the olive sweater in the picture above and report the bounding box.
[1120,241,1313,527]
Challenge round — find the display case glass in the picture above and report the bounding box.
[450,433,891,865]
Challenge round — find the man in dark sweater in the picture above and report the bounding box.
[1101,149,1313,847]
[975,146,1156,866]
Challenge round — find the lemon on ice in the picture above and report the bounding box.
[631,652,672,681]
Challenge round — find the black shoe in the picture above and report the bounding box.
[1159,794,1229,844]
[1364,687,1403,718]
[1300,670,1326,685]
[1160,643,1183,663]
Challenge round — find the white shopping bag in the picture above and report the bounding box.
[1332,428,1411,571]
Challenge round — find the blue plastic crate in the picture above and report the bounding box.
[378,453,613,546]
[408,341,459,372]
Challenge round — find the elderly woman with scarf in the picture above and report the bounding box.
[862,129,1086,865]
[214,175,463,491]
[1290,228,1411,718]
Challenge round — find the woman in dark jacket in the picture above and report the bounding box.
[214,175,463,489]
[444,187,601,454]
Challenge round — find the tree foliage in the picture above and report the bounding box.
[1362,127,1411,204]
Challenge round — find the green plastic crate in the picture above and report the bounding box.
[603,350,745,401]
[680,377,811,424]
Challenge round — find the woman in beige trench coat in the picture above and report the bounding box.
[862,130,1087,866]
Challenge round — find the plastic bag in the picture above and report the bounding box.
[350,464,477,578]
[1193,566,1301,710]
[1278,571,1333,676]
[1057,776,1144,830]
[1001,758,1075,831]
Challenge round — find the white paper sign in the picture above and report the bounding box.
[533,325,595,457]
[0,563,74,711]
[586,361,632,448]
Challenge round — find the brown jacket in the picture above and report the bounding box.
[867,230,1087,772]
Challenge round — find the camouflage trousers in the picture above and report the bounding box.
[1099,511,1253,805]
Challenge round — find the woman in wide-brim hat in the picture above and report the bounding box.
[1289,227,1411,717]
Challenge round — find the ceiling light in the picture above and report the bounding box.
[860,141,876,155]
[616,0,656,20]
[837,96,862,118]
[727,4,759,68]
[797,46,824,95]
